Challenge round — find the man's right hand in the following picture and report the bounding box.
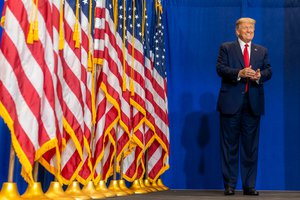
[238,65,256,78]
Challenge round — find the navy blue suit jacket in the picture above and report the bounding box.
[216,40,272,116]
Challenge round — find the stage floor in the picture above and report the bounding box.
[108,189,300,200]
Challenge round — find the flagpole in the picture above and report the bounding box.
[113,149,117,181]
[7,144,15,183]
[119,153,123,180]
[33,161,39,182]
[0,144,23,199]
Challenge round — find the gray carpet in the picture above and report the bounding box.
[107,189,300,200]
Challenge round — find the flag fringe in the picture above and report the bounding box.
[0,102,34,185]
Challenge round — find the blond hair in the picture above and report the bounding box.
[236,17,256,30]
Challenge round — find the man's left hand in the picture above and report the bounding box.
[250,69,261,81]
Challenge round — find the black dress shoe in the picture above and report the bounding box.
[243,188,259,195]
[224,187,235,195]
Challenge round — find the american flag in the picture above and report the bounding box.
[93,0,131,182]
[0,0,60,184]
[141,0,157,180]
[59,0,85,184]
[98,0,121,181]
[146,0,170,181]
[92,0,106,184]
[115,0,131,170]
[0,0,170,185]
[122,0,147,181]
[45,0,65,182]
[77,0,94,185]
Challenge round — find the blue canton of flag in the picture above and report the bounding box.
[153,6,166,78]
[81,0,96,39]
[66,0,80,23]
[81,0,89,21]
[134,0,143,43]
[117,0,125,38]
[126,0,143,44]
[126,0,135,39]
[144,0,155,59]
[81,0,95,37]
[106,0,115,27]
[126,0,132,35]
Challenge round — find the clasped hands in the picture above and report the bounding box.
[238,66,261,81]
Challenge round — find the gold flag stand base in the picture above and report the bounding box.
[152,180,164,191]
[81,181,105,199]
[107,180,127,196]
[118,180,134,195]
[21,182,51,200]
[65,181,91,200]
[95,181,115,198]
[130,180,148,194]
[144,179,157,192]
[157,179,169,190]
[45,181,74,200]
[0,182,23,200]
[139,179,152,193]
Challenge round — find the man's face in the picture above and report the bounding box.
[236,22,255,43]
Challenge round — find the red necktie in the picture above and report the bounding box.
[243,44,249,92]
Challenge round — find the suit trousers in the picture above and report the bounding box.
[220,93,261,189]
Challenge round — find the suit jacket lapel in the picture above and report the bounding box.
[250,44,258,69]
[234,41,245,67]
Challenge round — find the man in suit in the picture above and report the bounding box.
[216,17,272,196]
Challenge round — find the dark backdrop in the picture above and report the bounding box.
[162,0,300,190]
[0,0,300,192]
